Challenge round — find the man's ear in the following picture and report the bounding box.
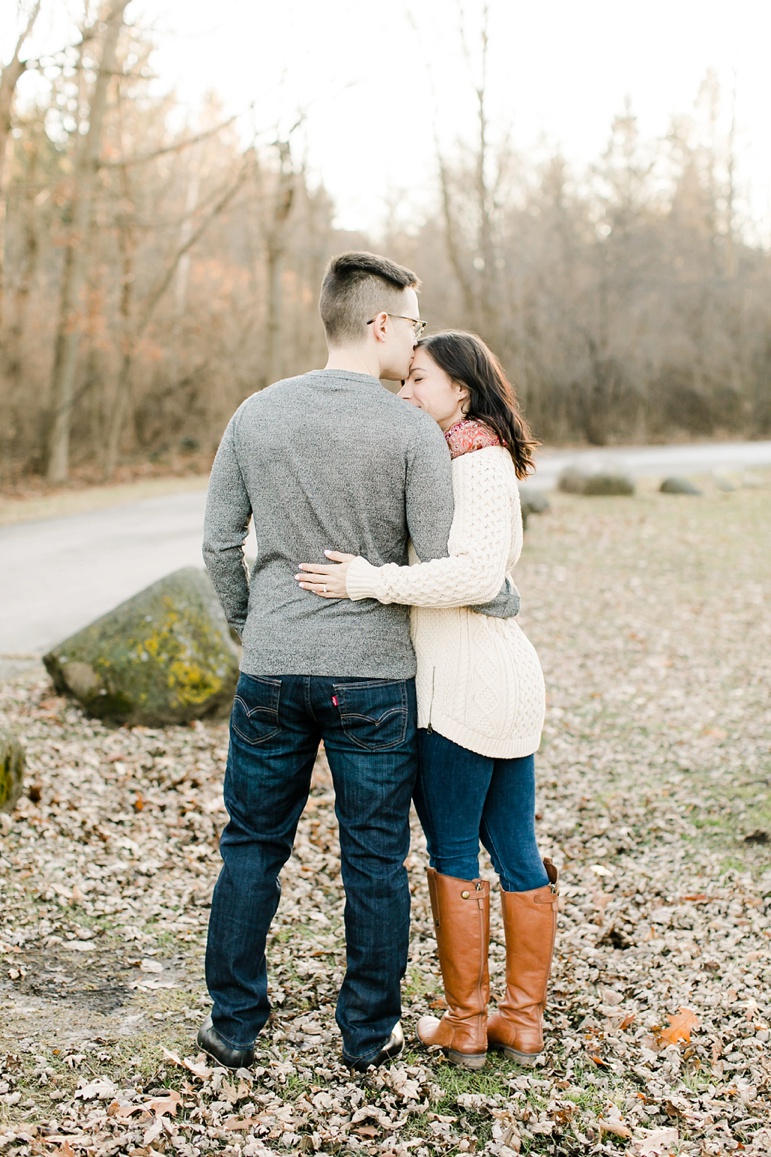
[369,311,390,341]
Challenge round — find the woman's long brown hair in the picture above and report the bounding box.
[418,331,539,479]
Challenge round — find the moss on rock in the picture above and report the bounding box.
[43,567,240,726]
[0,730,25,813]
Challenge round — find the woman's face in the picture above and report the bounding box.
[398,347,468,431]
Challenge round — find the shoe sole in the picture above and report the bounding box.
[489,1043,540,1066]
[446,1048,487,1070]
[345,1039,404,1072]
[196,1035,254,1070]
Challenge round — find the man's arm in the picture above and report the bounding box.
[470,576,521,618]
[202,413,252,636]
[404,416,454,560]
[346,450,512,606]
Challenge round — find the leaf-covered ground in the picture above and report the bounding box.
[1,474,769,1156]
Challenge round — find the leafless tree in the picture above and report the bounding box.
[46,0,133,483]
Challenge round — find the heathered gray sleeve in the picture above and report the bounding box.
[202,412,252,636]
[471,577,521,617]
[404,418,454,560]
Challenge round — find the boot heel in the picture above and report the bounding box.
[447,1048,487,1070]
[502,1045,540,1066]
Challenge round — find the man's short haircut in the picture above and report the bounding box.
[319,251,420,344]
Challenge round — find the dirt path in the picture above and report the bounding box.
[1,477,769,1155]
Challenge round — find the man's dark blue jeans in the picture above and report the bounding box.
[205,672,418,1068]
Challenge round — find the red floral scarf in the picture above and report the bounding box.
[444,419,504,460]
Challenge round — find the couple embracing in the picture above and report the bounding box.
[199,251,558,1073]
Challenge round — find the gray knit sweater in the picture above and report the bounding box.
[202,369,456,678]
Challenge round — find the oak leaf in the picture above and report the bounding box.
[657,1008,699,1045]
[161,1046,212,1079]
[631,1126,679,1156]
[599,1118,632,1139]
[148,1089,181,1117]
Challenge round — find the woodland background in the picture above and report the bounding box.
[1,1,770,488]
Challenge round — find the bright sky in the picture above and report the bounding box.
[6,0,771,238]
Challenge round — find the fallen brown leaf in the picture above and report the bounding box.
[221,1116,264,1131]
[160,1046,212,1079]
[599,1118,632,1139]
[631,1125,679,1156]
[657,1007,699,1046]
[148,1089,181,1117]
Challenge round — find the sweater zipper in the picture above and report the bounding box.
[427,668,436,733]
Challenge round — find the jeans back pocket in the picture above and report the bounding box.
[231,674,282,747]
[333,679,409,751]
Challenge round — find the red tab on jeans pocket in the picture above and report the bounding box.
[332,695,338,707]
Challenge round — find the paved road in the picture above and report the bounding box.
[1,440,769,665]
[526,439,771,488]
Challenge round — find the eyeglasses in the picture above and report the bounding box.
[367,314,427,339]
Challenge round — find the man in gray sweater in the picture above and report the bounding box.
[199,252,455,1072]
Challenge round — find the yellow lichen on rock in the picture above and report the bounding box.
[43,568,240,726]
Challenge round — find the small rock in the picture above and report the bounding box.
[558,462,635,496]
[0,730,25,814]
[712,471,736,492]
[659,477,703,495]
[518,484,551,519]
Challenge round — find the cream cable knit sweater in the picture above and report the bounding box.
[345,446,545,758]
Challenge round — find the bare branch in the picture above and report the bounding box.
[99,104,255,169]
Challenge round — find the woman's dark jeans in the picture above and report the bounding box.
[205,672,418,1067]
[413,729,548,892]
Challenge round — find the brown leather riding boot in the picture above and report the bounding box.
[487,859,559,1064]
[416,869,489,1069]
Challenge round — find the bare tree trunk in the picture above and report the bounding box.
[261,142,296,387]
[0,1,41,333]
[436,3,504,343]
[437,151,475,319]
[46,0,131,483]
[103,168,136,479]
[175,150,201,315]
[471,4,498,338]
[103,157,250,477]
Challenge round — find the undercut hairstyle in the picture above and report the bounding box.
[319,251,420,344]
[418,331,539,479]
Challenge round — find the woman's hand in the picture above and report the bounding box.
[295,551,355,599]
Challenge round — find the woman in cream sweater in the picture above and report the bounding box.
[296,331,557,1070]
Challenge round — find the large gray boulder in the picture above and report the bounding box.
[558,460,635,496]
[43,568,240,726]
[0,730,25,813]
